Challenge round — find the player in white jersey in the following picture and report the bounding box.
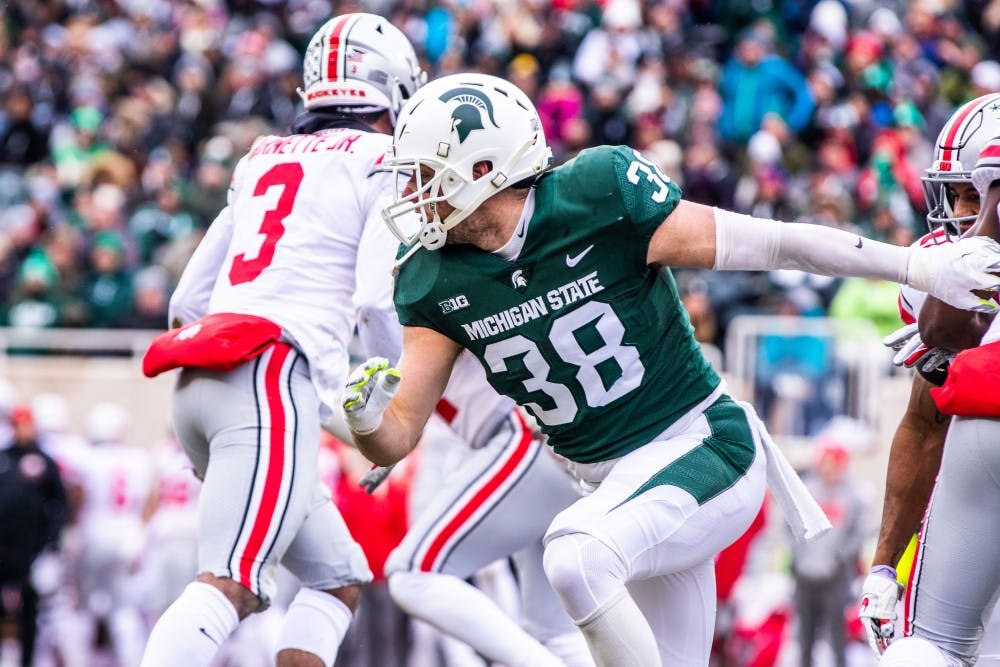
[75,402,154,667]
[877,137,1000,666]
[857,94,1000,658]
[139,436,201,621]
[139,14,426,667]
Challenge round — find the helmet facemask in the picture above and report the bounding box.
[381,74,553,266]
[921,93,1000,241]
[382,154,460,255]
[921,174,972,241]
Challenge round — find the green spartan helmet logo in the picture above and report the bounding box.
[439,88,499,143]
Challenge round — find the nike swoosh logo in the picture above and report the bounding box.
[515,219,527,239]
[855,237,863,249]
[199,627,219,646]
[566,244,594,267]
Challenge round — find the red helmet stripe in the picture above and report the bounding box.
[941,94,1000,162]
[325,15,353,83]
[981,144,1000,160]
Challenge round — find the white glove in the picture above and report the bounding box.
[859,565,904,656]
[882,322,954,372]
[884,322,921,366]
[342,357,401,435]
[359,464,395,494]
[907,236,1000,313]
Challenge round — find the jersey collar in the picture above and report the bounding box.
[492,189,535,262]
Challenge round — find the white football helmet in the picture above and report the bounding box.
[381,73,553,257]
[922,92,1000,237]
[879,637,950,667]
[299,14,426,124]
[86,402,130,444]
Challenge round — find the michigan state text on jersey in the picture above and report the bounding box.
[395,145,720,464]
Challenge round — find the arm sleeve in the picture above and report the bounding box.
[713,208,909,283]
[354,197,404,363]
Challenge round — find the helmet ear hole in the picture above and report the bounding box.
[472,161,493,179]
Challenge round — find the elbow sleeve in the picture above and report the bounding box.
[713,208,909,283]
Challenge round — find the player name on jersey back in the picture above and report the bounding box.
[249,131,366,158]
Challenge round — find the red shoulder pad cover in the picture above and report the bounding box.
[142,312,282,378]
[931,339,1000,416]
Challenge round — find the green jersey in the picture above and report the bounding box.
[395,145,720,463]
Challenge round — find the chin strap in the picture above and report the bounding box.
[392,242,424,275]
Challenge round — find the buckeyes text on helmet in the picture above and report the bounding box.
[922,92,1000,237]
[299,14,426,124]
[381,73,553,255]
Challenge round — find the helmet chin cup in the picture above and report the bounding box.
[419,221,447,250]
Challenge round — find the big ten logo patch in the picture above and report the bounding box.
[439,294,470,314]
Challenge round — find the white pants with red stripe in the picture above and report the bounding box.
[385,410,582,640]
[172,343,372,606]
[902,415,1000,665]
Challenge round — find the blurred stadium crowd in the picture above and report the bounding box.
[1,0,999,340]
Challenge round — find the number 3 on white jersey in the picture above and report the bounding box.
[229,163,304,285]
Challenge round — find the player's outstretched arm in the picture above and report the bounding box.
[648,200,1000,312]
[344,326,461,467]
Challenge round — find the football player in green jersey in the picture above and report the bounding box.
[342,73,1000,666]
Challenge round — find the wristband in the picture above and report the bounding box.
[870,564,897,579]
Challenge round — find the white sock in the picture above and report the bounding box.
[389,571,562,667]
[576,592,661,667]
[275,588,352,667]
[141,581,239,667]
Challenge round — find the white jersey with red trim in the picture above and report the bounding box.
[899,229,1000,326]
[169,127,398,421]
[77,441,154,577]
[437,352,517,449]
[148,439,200,542]
[78,442,154,525]
[897,231,947,324]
